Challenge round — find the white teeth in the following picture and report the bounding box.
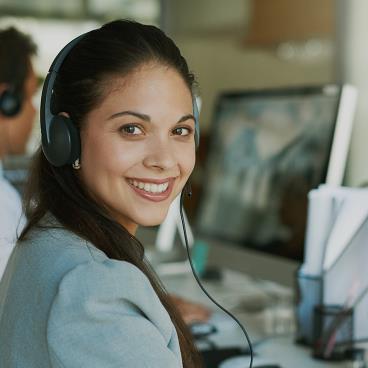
[128,179,169,194]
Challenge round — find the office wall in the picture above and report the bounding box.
[164,0,335,132]
[171,1,368,187]
[175,35,334,131]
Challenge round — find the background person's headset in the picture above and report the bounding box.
[0,86,22,117]
[40,32,200,168]
[0,49,28,118]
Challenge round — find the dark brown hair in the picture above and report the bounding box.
[0,26,37,94]
[20,20,202,367]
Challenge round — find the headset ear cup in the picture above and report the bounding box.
[0,89,21,117]
[44,115,81,167]
[64,117,81,165]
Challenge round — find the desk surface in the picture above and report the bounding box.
[159,266,351,368]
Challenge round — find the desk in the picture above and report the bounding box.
[159,267,349,368]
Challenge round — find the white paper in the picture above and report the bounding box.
[323,190,368,271]
[302,187,344,275]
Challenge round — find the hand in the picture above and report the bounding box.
[170,294,212,324]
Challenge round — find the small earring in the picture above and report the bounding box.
[184,182,192,198]
[72,158,81,170]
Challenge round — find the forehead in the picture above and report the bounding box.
[82,63,195,131]
[104,64,192,106]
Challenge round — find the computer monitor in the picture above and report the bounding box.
[195,85,357,273]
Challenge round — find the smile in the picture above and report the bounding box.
[126,177,175,202]
[128,179,169,194]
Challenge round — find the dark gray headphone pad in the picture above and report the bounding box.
[0,89,22,117]
[45,115,81,167]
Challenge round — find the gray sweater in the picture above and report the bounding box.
[0,217,182,367]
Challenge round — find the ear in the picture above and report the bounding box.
[0,83,11,100]
[58,112,70,118]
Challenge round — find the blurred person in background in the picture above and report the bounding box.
[0,26,38,279]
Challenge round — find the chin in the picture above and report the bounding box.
[134,210,170,227]
[137,217,167,227]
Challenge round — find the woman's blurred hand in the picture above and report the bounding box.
[170,294,212,324]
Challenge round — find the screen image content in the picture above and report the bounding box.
[197,87,341,260]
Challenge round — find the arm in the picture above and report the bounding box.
[47,260,182,368]
[170,294,211,324]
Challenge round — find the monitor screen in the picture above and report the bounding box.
[196,85,354,261]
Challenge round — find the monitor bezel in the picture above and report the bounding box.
[195,84,355,263]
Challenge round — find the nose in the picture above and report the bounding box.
[143,137,177,171]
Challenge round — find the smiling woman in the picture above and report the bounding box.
[0,20,202,368]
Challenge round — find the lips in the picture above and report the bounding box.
[126,177,175,202]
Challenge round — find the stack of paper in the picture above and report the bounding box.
[297,184,368,344]
[302,185,368,276]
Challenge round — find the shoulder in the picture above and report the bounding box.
[21,216,108,264]
[5,217,108,288]
[0,176,21,205]
[52,258,170,330]
[47,259,182,367]
[57,258,156,304]
[0,178,24,263]
[0,177,22,225]
[25,216,163,314]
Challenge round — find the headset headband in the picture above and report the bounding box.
[40,31,200,167]
[40,34,86,147]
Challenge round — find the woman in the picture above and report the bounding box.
[0,20,203,367]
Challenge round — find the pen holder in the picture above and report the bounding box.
[295,268,322,345]
[312,304,354,361]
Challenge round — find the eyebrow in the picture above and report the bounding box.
[107,110,195,124]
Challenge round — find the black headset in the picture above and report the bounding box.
[0,86,22,117]
[0,50,27,118]
[40,32,200,168]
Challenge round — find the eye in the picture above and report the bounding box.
[173,127,192,136]
[120,124,143,135]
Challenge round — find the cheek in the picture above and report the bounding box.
[80,134,143,191]
[180,146,196,176]
[82,138,119,178]
[80,134,112,191]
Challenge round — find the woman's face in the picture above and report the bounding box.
[79,63,196,234]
